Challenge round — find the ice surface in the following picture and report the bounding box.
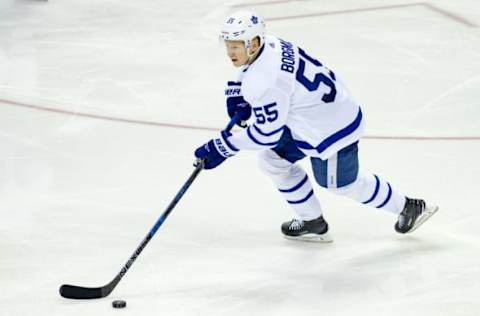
[1,0,479,315]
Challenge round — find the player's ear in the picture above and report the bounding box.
[254,36,260,49]
[251,36,261,52]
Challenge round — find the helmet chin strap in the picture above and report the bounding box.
[246,42,262,65]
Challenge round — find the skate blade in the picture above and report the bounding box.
[407,205,439,234]
[284,232,333,243]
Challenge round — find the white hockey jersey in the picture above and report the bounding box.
[226,35,365,160]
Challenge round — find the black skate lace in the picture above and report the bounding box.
[399,199,425,228]
[289,219,304,230]
[408,199,426,214]
[408,198,425,207]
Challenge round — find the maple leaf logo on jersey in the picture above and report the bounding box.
[251,16,258,24]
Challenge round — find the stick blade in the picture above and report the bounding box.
[59,284,104,299]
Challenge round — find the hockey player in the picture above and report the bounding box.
[194,11,438,242]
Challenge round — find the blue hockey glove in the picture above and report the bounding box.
[225,81,251,128]
[194,131,238,170]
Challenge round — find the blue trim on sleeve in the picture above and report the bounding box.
[247,126,279,146]
[221,131,239,152]
[253,124,285,137]
[287,189,314,204]
[294,108,362,154]
[362,175,380,204]
[279,174,308,193]
[376,182,392,209]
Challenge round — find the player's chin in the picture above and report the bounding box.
[231,59,243,67]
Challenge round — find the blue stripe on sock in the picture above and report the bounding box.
[279,175,308,193]
[362,175,380,204]
[287,189,314,204]
[376,182,392,209]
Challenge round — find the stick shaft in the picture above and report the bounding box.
[60,115,238,299]
[106,116,238,291]
[109,163,204,291]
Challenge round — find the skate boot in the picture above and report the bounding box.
[395,197,439,234]
[281,215,332,242]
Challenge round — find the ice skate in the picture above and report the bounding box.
[395,197,439,234]
[281,215,333,242]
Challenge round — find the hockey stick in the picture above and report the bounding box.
[59,115,239,299]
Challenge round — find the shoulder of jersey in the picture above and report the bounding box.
[242,36,281,102]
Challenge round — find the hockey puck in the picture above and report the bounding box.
[112,300,127,309]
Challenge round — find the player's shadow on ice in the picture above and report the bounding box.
[277,237,445,296]
[125,237,445,306]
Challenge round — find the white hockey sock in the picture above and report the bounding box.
[258,151,322,221]
[330,172,406,214]
[272,166,322,221]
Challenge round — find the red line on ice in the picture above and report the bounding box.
[1,98,479,141]
[0,98,217,132]
[233,2,477,27]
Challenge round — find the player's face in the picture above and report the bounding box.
[225,40,249,67]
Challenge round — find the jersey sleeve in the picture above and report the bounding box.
[226,86,289,151]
